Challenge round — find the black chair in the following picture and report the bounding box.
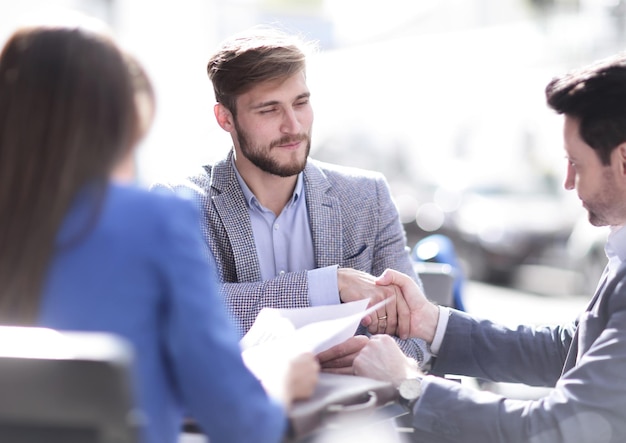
[0,326,141,443]
[413,261,455,308]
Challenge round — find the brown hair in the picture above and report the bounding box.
[0,25,152,324]
[546,53,626,166]
[207,26,315,116]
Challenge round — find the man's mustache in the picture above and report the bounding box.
[270,134,309,148]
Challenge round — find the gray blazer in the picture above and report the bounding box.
[411,266,626,443]
[154,150,426,361]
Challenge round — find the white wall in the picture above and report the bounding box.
[113,0,231,184]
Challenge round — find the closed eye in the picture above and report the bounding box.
[258,107,278,115]
[565,155,576,167]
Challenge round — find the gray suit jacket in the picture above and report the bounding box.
[154,150,426,361]
[411,266,626,442]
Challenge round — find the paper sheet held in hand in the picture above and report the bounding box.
[240,298,389,371]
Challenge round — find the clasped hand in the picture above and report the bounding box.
[317,268,438,375]
[337,268,438,341]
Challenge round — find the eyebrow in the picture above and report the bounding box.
[250,92,311,110]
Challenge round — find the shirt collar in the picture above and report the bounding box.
[230,155,304,209]
[605,225,626,263]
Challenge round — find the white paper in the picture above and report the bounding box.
[240,298,390,384]
[241,298,389,356]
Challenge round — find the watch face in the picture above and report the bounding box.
[399,378,422,400]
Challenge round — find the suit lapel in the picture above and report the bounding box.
[561,266,610,375]
[211,153,262,282]
[303,162,343,268]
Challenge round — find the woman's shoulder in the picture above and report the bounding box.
[105,183,201,232]
[109,182,197,211]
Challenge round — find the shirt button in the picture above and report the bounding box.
[274,224,279,230]
[279,270,285,275]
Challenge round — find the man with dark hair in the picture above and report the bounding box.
[350,52,626,442]
[153,26,428,369]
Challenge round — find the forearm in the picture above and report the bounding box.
[431,309,566,386]
[412,357,626,443]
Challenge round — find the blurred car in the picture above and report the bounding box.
[402,173,579,284]
[311,124,579,285]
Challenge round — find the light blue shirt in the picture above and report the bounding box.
[232,159,339,306]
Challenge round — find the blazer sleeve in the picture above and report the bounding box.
[155,197,287,443]
[368,174,419,281]
[431,310,571,385]
[410,298,626,443]
[219,273,311,337]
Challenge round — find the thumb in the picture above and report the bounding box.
[375,268,394,286]
[376,268,409,287]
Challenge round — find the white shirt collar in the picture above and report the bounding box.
[605,225,626,277]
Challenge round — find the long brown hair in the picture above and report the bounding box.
[0,24,149,324]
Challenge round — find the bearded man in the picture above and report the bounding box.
[153,26,428,371]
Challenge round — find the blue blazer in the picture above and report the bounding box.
[38,183,286,443]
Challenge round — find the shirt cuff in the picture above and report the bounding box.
[429,306,450,356]
[307,265,340,306]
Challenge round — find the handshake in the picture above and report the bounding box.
[318,268,440,379]
[258,268,439,410]
[252,268,440,407]
[336,268,440,342]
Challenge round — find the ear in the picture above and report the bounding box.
[214,103,235,132]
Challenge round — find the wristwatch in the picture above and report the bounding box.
[398,376,422,409]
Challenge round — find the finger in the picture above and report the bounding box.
[344,334,369,351]
[395,285,411,340]
[375,268,393,286]
[371,319,385,335]
[316,346,342,364]
[319,352,358,369]
[376,268,406,288]
[368,316,379,335]
[316,336,368,363]
[377,317,387,335]
[384,287,398,335]
[317,342,364,369]
[322,366,355,375]
[369,298,385,333]
[367,306,380,334]
[377,269,424,312]
[372,295,388,334]
[360,313,372,327]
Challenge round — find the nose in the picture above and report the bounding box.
[563,163,575,191]
[280,108,301,134]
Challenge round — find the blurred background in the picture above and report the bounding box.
[1,0,620,301]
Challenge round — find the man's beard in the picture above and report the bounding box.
[234,120,311,177]
[585,168,625,227]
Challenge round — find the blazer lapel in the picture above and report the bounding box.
[561,267,610,375]
[211,153,262,282]
[303,162,343,268]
